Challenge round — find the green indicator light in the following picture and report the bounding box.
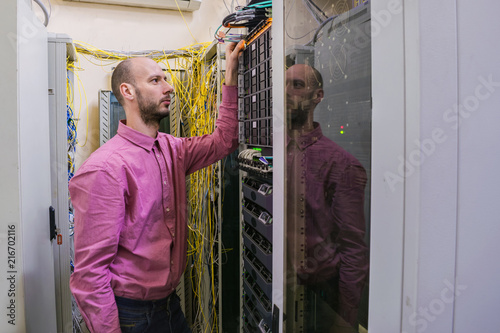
[252,147,262,151]
[340,130,344,134]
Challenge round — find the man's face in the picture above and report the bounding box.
[285,64,320,126]
[131,58,174,126]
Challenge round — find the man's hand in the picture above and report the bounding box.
[224,40,246,86]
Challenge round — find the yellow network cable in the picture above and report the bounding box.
[67,59,90,148]
[173,0,198,44]
[177,53,222,332]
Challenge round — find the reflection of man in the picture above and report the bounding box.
[286,64,369,332]
[69,41,244,333]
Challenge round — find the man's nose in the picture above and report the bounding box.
[163,81,174,94]
[285,82,291,95]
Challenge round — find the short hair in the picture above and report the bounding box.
[111,58,135,105]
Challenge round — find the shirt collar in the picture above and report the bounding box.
[116,120,157,152]
[287,122,323,150]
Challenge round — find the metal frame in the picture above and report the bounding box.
[48,33,77,333]
[369,0,406,331]
[272,1,286,331]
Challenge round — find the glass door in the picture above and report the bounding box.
[282,1,371,331]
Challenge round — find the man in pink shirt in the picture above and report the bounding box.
[69,41,244,333]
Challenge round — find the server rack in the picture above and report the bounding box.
[238,20,274,333]
[99,90,125,146]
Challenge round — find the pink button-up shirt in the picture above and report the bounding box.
[69,86,238,333]
[286,122,369,326]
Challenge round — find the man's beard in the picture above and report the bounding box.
[288,107,309,128]
[136,89,169,126]
[287,91,314,128]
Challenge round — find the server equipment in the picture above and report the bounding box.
[238,19,274,333]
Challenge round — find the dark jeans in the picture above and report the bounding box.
[115,292,191,333]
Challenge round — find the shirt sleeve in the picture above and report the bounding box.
[69,167,125,333]
[182,85,239,175]
[333,163,369,326]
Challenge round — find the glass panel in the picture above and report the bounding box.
[284,1,371,332]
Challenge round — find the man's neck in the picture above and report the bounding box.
[125,112,159,138]
[288,121,314,137]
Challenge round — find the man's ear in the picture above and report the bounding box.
[120,83,135,102]
[313,88,324,103]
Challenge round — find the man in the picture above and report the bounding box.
[69,41,245,333]
[285,64,369,332]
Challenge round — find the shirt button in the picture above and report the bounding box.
[166,207,170,212]
[171,260,174,265]
[172,232,175,237]
[163,181,167,185]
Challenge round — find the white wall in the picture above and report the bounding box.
[32,0,234,167]
[413,1,500,332]
[454,1,500,331]
[408,1,460,332]
[371,1,500,332]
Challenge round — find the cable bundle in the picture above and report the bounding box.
[66,60,79,183]
[237,148,273,178]
[215,0,272,43]
[221,0,272,30]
